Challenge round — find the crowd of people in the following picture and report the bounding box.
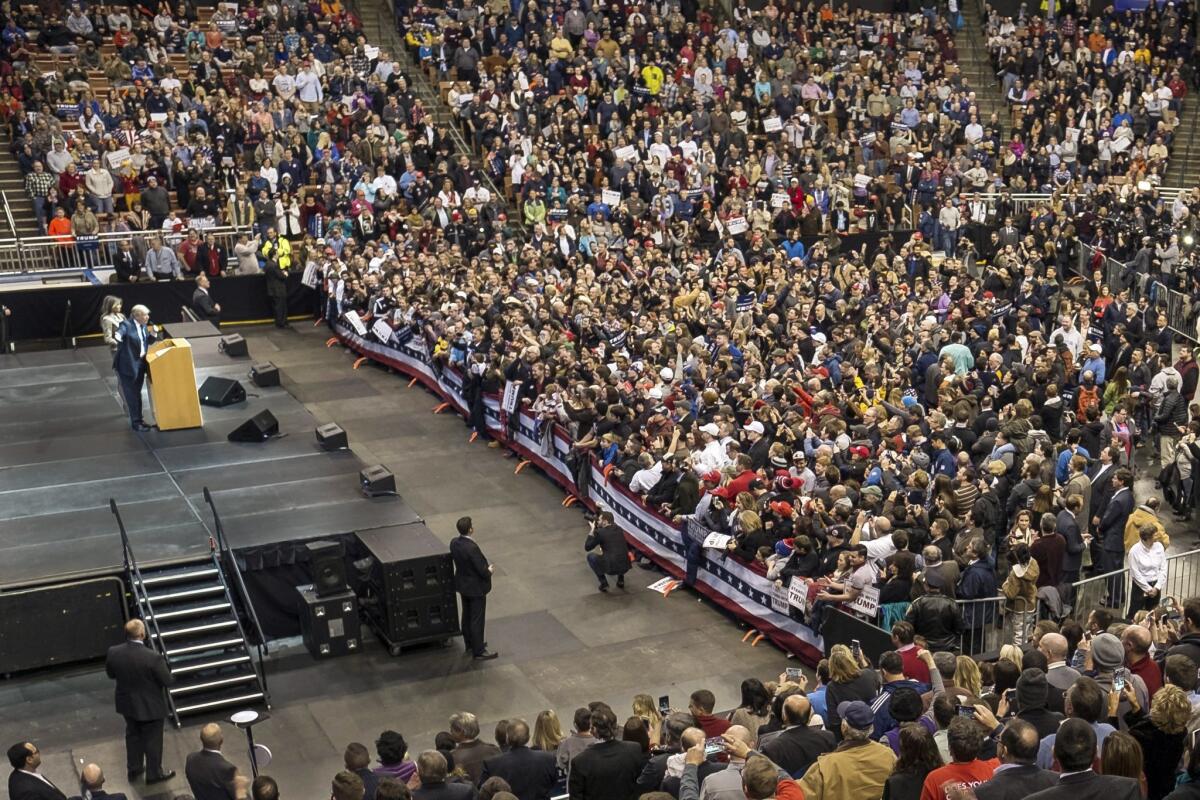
[17,610,1200,800]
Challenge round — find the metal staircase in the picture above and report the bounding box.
[110,494,271,726]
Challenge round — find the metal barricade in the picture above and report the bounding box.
[1070,567,1132,619]
[1165,548,1200,602]
[957,596,1007,657]
[0,226,247,275]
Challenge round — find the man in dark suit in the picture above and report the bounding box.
[1097,468,1134,605]
[478,721,557,800]
[192,274,221,324]
[105,620,174,783]
[583,512,630,592]
[450,516,497,661]
[975,719,1057,800]
[760,695,835,779]
[185,724,238,800]
[80,763,127,800]
[344,743,380,800]
[567,706,644,800]
[1026,719,1140,800]
[412,752,473,800]
[111,305,158,431]
[7,743,66,800]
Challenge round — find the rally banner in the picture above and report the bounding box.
[331,322,825,664]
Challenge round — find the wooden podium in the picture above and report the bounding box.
[146,338,203,430]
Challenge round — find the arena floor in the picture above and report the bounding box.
[0,323,790,800]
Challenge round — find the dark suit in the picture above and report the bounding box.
[584,524,630,585]
[8,771,67,800]
[1026,770,1141,800]
[111,318,157,428]
[567,740,644,800]
[479,746,557,800]
[184,750,238,800]
[453,741,500,784]
[450,534,492,656]
[105,639,173,777]
[760,725,836,778]
[192,287,220,324]
[1098,486,1133,606]
[974,764,1059,800]
[412,781,475,800]
[355,767,380,800]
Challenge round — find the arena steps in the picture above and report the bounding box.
[958,1,1008,131]
[1165,101,1200,188]
[132,555,269,725]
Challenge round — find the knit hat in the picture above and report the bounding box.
[1015,668,1048,711]
[1091,633,1124,671]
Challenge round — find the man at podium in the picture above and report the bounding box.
[112,304,158,431]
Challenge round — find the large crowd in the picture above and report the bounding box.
[18,613,1200,800]
[6,0,1200,795]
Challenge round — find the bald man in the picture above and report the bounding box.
[1122,625,1163,699]
[1037,633,1080,696]
[973,719,1057,800]
[104,620,174,783]
[185,724,239,800]
[760,695,834,779]
[698,726,755,800]
[81,763,127,800]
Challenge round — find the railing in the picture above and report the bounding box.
[1,191,17,238]
[950,548,1200,657]
[60,298,73,349]
[109,498,180,727]
[202,487,271,706]
[0,302,10,353]
[1075,239,1198,343]
[0,225,248,275]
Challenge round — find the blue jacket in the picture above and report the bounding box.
[111,318,157,380]
[958,560,998,627]
[871,679,931,738]
[1055,445,1090,484]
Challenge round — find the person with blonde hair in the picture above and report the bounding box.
[823,643,880,735]
[631,695,663,746]
[1113,682,1191,799]
[532,711,564,753]
[998,644,1023,671]
[954,656,982,699]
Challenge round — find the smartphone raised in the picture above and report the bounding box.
[658,695,670,716]
[956,704,976,718]
[785,667,804,681]
[703,737,725,757]
[851,639,862,658]
[1113,667,1127,692]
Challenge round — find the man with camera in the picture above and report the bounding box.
[583,511,630,593]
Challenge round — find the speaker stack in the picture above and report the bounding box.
[354,525,460,656]
[298,540,359,659]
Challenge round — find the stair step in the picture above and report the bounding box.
[170,653,251,675]
[139,564,220,587]
[174,690,265,716]
[146,601,232,622]
[170,671,258,696]
[165,636,245,657]
[151,619,238,639]
[147,584,226,604]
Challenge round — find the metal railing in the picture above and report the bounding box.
[0,225,248,275]
[1074,239,1198,343]
[950,548,1200,657]
[1,190,17,238]
[202,487,271,708]
[110,498,181,727]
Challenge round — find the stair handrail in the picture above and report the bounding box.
[202,487,272,704]
[109,498,181,726]
[0,191,17,239]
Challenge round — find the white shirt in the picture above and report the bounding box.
[693,439,731,474]
[1127,540,1166,592]
[630,462,663,494]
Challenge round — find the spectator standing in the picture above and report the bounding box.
[449,517,497,661]
[566,705,644,800]
[760,695,834,779]
[1127,525,1168,619]
[883,725,943,800]
[973,719,1057,800]
[450,714,499,785]
[479,721,557,800]
[823,645,882,736]
[797,700,896,800]
[184,724,239,800]
[918,716,1000,800]
[1029,719,1141,799]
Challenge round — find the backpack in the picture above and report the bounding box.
[1076,384,1100,417]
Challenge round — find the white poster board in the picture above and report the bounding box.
[702,532,731,550]
[501,380,522,413]
[726,216,748,235]
[343,310,368,337]
[788,579,808,613]
[601,189,621,207]
[763,116,783,133]
[614,144,639,162]
[372,318,394,344]
[771,192,791,209]
[849,584,880,619]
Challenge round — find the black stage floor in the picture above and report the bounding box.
[0,337,417,588]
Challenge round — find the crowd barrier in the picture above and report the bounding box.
[329,320,830,665]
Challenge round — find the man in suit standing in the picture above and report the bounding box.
[1097,468,1135,606]
[111,305,158,432]
[192,274,221,325]
[583,512,630,592]
[1026,719,1139,800]
[104,619,175,783]
[479,721,557,800]
[450,517,498,661]
[974,720,1057,800]
[80,764,127,800]
[185,724,238,800]
[6,743,66,800]
[344,744,380,800]
[567,705,644,800]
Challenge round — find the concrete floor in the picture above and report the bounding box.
[0,324,792,800]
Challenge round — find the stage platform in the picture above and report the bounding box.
[0,336,418,589]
